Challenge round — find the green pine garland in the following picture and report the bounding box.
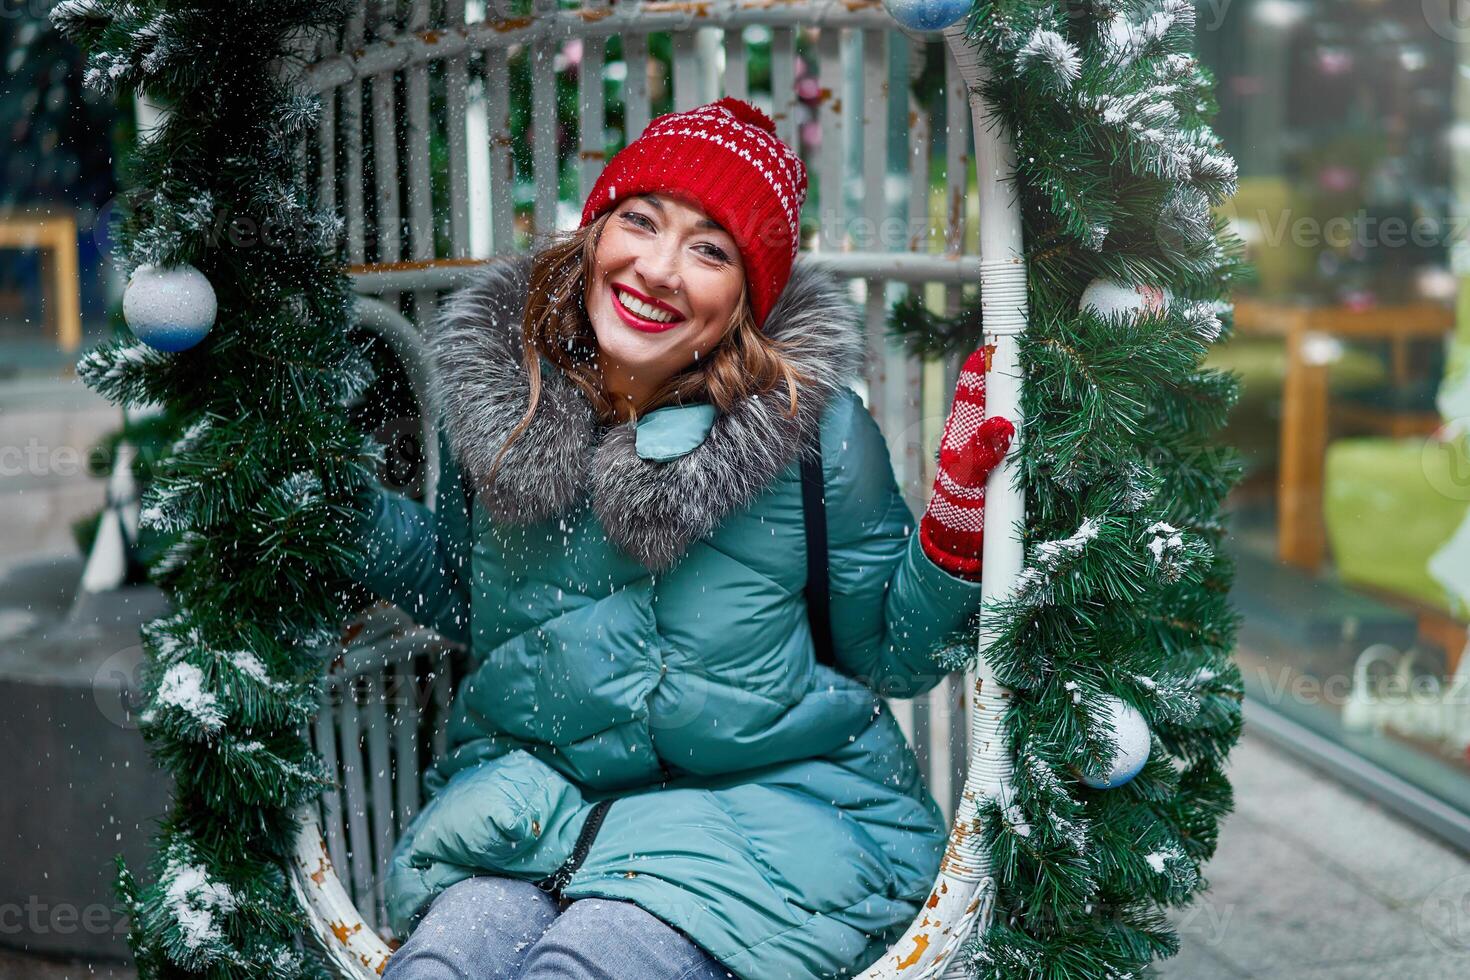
[50,1,371,976]
[914,2,1249,977]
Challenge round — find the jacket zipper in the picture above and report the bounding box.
[534,798,613,898]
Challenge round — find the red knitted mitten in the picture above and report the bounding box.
[918,346,1015,580]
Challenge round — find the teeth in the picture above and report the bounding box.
[616,287,678,323]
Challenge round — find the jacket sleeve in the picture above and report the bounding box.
[349,426,473,645]
[820,388,985,698]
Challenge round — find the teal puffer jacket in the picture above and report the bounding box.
[352,253,985,979]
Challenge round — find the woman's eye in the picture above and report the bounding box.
[623,211,726,263]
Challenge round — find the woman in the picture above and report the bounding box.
[353,98,1014,980]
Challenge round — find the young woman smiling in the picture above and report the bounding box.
[352,97,1014,980]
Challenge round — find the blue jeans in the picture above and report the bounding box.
[383,874,736,980]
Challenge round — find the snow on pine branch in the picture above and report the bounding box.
[1013,517,1103,606]
[141,614,286,693]
[1099,0,1194,69]
[76,340,172,404]
[160,846,237,953]
[1183,301,1224,343]
[1017,29,1082,90]
[141,661,226,734]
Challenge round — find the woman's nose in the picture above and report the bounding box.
[634,243,683,295]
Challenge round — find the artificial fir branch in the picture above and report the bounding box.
[51,0,367,976]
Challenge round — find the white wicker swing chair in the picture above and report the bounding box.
[285,2,1027,977]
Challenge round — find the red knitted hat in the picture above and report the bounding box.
[579,97,808,330]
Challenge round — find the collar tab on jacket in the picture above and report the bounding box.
[634,402,718,462]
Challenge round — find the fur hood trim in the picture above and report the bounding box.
[430,252,865,572]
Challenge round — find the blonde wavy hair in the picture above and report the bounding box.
[486,207,812,485]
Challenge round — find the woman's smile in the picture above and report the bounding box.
[609,282,686,332]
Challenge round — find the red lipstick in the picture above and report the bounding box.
[610,283,686,333]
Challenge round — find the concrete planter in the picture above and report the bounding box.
[0,554,171,961]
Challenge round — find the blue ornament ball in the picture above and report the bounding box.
[122,263,217,353]
[882,0,972,32]
[1080,695,1152,789]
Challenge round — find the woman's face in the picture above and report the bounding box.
[585,193,745,402]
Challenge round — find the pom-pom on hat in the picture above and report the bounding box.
[579,97,809,330]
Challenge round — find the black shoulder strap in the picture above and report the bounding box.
[799,424,836,669]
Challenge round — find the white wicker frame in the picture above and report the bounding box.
[287,3,1026,977]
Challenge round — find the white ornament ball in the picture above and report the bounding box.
[1080,695,1152,789]
[882,0,971,31]
[122,263,217,352]
[1079,279,1171,321]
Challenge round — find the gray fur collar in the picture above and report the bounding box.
[430,252,865,572]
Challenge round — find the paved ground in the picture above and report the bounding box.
[0,375,116,558]
[2,727,1467,978]
[1164,732,1470,978]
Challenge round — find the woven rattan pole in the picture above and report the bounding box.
[856,20,1023,980]
[290,805,389,978]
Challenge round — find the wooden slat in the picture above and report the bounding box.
[404,0,433,263]
[816,26,844,251]
[882,32,917,514]
[860,28,890,435]
[723,26,747,100]
[484,46,515,255]
[928,687,955,820]
[945,675,969,820]
[405,0,436,327]
[342,3,367,264]
[911,686,935,806]
[368,1,401,322]
[906,39,934,255]
[623,30,651,141]
[942,40,969,342]
[530,27,558,243]
[363,672,394,930]
[672,30,701,111]
[696,27,721,104]
[337,675,375,927]
[369,4,401,266]
[312,691,348,878]
[391,659,423,832]
[430,658,452,764]
[445,0,471,259]
[769,27,797,151]
[315,28,338,217]
[579,25,608,206]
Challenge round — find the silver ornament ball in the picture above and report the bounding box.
[1080,694,1152,789]
[122,262,217,353]
[1079,278,1172,321]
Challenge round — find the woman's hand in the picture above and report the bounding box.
[918,346,1015,580]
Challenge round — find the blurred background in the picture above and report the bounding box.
[5,0,1470,975]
